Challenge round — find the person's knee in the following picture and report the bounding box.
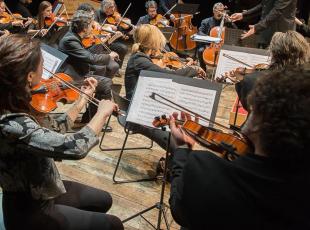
[100,191,113,212]
[96,78,112,99]
[107,61,120,76]
[107,215,124,230]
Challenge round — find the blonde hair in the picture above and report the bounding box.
[269,31,310,69]
[132,24,166,53]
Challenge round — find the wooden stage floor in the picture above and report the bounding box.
[56,63,237,229]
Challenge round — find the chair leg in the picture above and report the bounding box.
[112,131,158,184]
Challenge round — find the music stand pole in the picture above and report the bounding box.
[232,97,240,129]
[122,132,171,230]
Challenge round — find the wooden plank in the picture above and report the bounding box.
[62,0,101,16]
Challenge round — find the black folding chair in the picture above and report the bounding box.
[99,90,156,184]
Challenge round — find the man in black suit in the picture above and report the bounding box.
[230,0,297,47]
[169,67,310,229]
[197,2,236,70]
[136,1,167,26]
[59,10,119,122]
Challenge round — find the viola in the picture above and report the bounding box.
[150,14,170,28]
[151,50,186,69]
[45,13,67,27]
[106,11,134,30]
[153,115,253,160]
[170,13,197,51]
[30,73,79,113]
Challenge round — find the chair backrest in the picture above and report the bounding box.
[112,90,130,113]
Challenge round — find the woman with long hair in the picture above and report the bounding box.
[125,24,206,100]
[0,34,123,230]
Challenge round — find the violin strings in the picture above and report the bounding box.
[43,68,100,107]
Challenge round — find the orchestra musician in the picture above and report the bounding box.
[137,1,167,27]
[59,10,119,123]
[0,0,31,32]
[232,31,310,112]
[168,66,310,229]
[0,34,123,230]
[94,0,128,69]
[27,1,55,39]
[125,24,205,100]
[76,3,121,77]
[230,0,297,48]
[197,2,236,71]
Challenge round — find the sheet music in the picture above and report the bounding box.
[175,83,216,126]
[191,34,222,43]
[215,49,270,80]
[41,49,62,79]
[126,77,176,127]
[126,75,218,129]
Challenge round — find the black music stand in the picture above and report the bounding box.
[170,3,200,54]
[160,27,176,41]
[122,132,172,230]
[224,28,259,48]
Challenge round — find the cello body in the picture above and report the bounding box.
[170,14,197,51]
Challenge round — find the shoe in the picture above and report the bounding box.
[102,125,113,132]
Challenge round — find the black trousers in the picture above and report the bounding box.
[197,45,207,71]
[3,180,123,230]
[109,41,128,69]
[82,74,112,122]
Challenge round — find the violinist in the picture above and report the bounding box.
[168,67,310,229]
[0,34,123,230]
[231,31,310,111]
[77,3,121,75]
[27,1,54,39]
[125,24,205,100]
[0,0,31,32]
[94,0,128,68]
[197,2,236,71]
[59,10,119,123]
[137,1,169,27]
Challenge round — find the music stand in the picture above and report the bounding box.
[122,132,171,230]
[170,3,200,53]
[160,27,176,41]
[224,28,258,48]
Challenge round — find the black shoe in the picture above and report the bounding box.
[102,125,113,132]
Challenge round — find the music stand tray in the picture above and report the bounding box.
[160,27,176,41]
[170,3,200,15]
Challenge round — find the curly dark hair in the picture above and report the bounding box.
[247,66,310,167]
[71,10,94,34]
[77,3,95,13]
[0,34,42,114]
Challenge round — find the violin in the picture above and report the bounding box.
[150,14,170,28]
[45,13,67,27]
[151,50,187,69]
[153,115,253,160]
[0,12,36,26]
[106,11,134,30]
[30,73,79,113]
[218,63,270,84]
[170,13,197,51]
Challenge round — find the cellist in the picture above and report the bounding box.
[197,2,236,71]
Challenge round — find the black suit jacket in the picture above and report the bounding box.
[170,148,310,229]
[58,30,111,80]
[243,0,297,44]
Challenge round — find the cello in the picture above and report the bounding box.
[202,10,226,67]
[170,13,197,51]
